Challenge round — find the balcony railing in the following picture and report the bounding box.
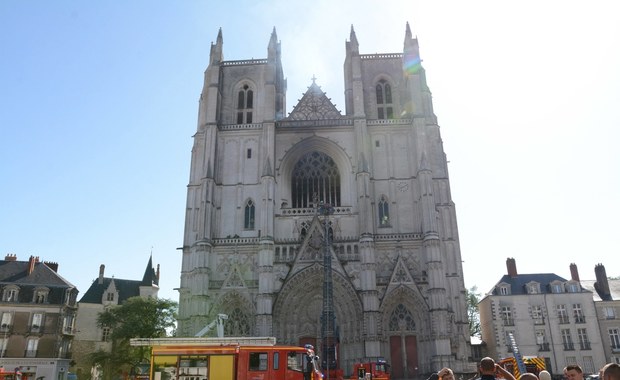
[580,342,591,350]
[503,319,515,326]
[558,316,570,324]
[538,343,550,351]
[563,342,575,350]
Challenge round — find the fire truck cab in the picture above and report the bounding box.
[351,360,390,380]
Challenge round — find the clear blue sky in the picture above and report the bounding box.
[2,1,619,302]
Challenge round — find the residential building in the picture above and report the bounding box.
[581,264,620,365]
[71,256,159,379]
[479,258,606,376]
[0,254,78,380]
[176,24,475,377]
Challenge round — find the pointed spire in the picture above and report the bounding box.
[268,26,279,62]
[210,28,224,64]
[403,22,421,74]
[405,22,412,41]
[347,24,359,54]
[141,254,157,286]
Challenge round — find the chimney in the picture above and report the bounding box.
[594,264,612,301]
[44,261,59,272]
[506,257,518,277]
[4,254,17,261]
[27,255,37,275]
[98,264,105,284]
[569,263,580,282]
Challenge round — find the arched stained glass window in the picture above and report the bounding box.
[224,308,251,337]
[291,151,340,208]
[389,303,416,332]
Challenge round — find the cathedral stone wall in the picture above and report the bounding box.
[177,25,476,377]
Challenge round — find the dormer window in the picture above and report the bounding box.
[33,288,49,304]
[376,79,393,119]
[236,84,254,124]
[527,282,540,294]
[106,292,115,302]
[567,282,580,293]
[497,283,510,295]
[551,282,563,294]
[2,286,19,302]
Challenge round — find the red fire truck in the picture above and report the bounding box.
[130,337,323,380]
[350,360,390,380]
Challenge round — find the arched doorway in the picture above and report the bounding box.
[388,303,419,379]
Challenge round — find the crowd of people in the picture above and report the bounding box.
[427,358,620,380]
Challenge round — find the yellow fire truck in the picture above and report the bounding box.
[498,356,546,379]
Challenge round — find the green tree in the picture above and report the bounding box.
[466,286,482,338]
[90,297,177,380]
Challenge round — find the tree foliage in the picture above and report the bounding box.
[466,285,482,338]
[89,297,177,380]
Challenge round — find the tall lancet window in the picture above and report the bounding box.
[244,199,255,229]
[376,79,393,119]
[378,195,390,226]
[291,151,340,208]
[236,84,254,124]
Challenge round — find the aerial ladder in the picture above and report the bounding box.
[195,313,228,338]
[507,332,527,378]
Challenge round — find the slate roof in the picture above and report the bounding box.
[79,277,144,304]
[0,258,76,304]
[581,279,620,301]
[78,256,158,304]
[488,273,572,296]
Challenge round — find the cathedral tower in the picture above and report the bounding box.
[178,25,473,377]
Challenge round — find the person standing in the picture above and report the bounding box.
[563,365,584,380]
[479,357,516,380]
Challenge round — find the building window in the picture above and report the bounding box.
[567,283,580,293]
[244,199,255,230]
[389,304,416,332]
[561,329,574,350]
[527,283,540,294]
[247,148,252,159]
[532,305,544,324]
[565,356,577,366]
[604,307,616,319]
[499,286,509,295]
[102,326,111,342]
[0,312,12,332]
[582,357,595,375]
[33,288,49,304]
[551,283,563,293]
[376,79,393,119]
[63,314,75,334]
[31,313,43,332]
[2,286,18,302]
[26,338,38,357]
[106,292,114,301]
[291,151,340,208]
[577,328,591,350]
[236,84,253,124]
[0,338,7,357]
[378,195,390,227]
[501,306,514,326]
[610,328,620,350]
[557,304,569,324]
[536,330,549,351]
[573,304,585,323]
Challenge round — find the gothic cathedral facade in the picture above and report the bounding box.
[177,24,473,377]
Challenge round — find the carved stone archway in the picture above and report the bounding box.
[272,263,363,370]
